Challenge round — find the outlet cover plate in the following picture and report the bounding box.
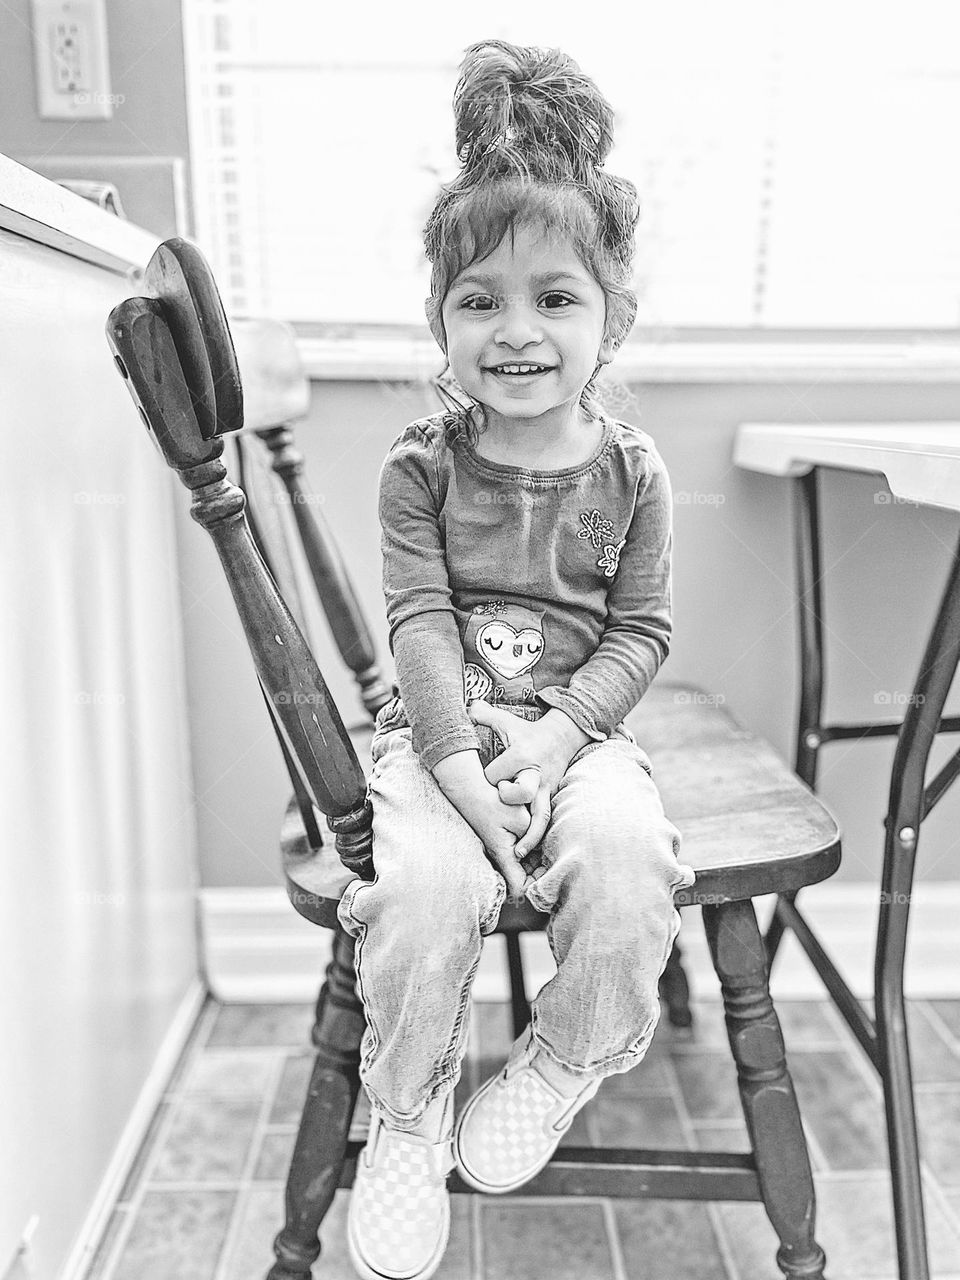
[31,0,113,120]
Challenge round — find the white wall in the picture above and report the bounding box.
[0,227,199,1280]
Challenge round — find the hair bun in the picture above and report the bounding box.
[453,39,614,181]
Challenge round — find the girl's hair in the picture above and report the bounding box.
[423,39,640,448]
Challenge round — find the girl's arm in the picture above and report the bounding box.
[379,434,534,895]
[378,434,481,772]
[533,446,674,738]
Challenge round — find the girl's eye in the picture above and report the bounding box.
[459,293,574,311]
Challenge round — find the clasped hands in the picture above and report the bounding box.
[448,699,589,899]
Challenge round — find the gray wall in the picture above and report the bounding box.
[1,0,192,237]
[176,375,960,889]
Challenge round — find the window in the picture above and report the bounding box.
[183,1,960,331]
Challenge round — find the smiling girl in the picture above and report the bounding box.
[336,38,695,1280]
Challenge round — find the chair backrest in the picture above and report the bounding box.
[231,318,394,723]
[107,258,375,881]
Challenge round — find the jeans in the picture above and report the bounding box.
[336,697,697,1133]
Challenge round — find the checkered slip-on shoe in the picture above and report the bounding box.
[347,1110,455,1280]
[453,1030,602,1194]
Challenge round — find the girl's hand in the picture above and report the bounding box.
[431,749,534,898]
[459,783,535,899]
[466,701,588,859]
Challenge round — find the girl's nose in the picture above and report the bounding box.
[494,301,543,349]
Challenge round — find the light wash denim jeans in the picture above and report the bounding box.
[336,698,696,1133]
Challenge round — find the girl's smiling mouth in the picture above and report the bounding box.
[484,363,555,377]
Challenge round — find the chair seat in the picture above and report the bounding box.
[628,682,840,904]
[283,682,840,928]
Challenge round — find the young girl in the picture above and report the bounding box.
[336,38,696,1280]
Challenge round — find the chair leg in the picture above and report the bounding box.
[505,931,531,1038]
[877,941,930,1280]
[703,899,826,1280]
[267,926,365,1280]
[659,935,694,1028]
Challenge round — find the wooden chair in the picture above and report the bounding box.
[106,239,842,1280]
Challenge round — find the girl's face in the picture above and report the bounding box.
[439,224,615,433]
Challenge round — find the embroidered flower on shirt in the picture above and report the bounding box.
[577,508,616,549]
[597,538,627,577]
[579,509,625,576]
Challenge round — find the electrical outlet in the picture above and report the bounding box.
[31,0,114,120]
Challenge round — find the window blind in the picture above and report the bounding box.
[182,1,960,330]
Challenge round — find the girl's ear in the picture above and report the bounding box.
[597,330,617,366]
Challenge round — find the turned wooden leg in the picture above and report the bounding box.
[267,925,365,1280]
[659,936,693,1028]
[703,899,826,1280]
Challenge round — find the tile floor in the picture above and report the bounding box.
[82,994,960,1280]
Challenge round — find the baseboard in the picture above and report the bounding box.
[199,884,960,1004]
[60,979,207,1280]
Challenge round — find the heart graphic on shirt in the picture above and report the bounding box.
[475,620,544,680]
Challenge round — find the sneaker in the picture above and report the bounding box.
[453,1028,602,1194]
[347,1107,455,1280]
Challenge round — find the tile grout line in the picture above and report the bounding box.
[87,999,223,1280]
[470,1194,484,1280]
[210,1052,289,1280]
[659,1027,744,1280]
[577,1097,625,1280]
[600,1199,630,1280]
[817,995,960,1202]
[796,1106,832,1177]
[672,1037,849,1056]
[797,999,960,1257]
[914,1168,960,1251]
[917,999,960,1053]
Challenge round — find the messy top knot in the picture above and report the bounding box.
[423,38,640,446]
[453,39,613,182]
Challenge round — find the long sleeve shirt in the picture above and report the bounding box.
[378,408,674,772]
